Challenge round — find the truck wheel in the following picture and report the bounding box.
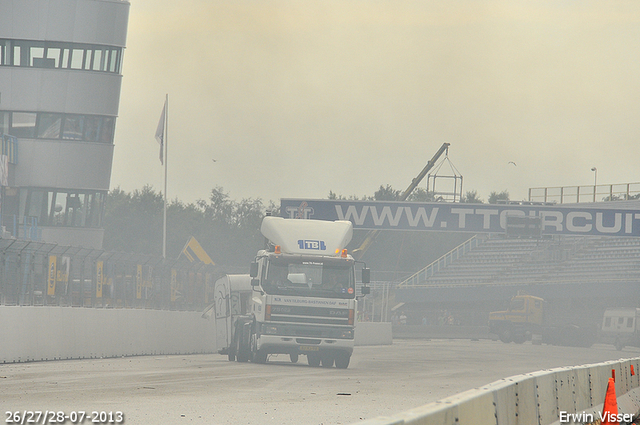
[512,333,526,344]
[235,323,250,362]
[290,354,299,364]
[236,342,250,362]
[308,354,321,367]
[499,329,513,344]
[334,352,350,369]
[252,350,267,364]
[249,333,265,363]
[250,335,267,364]
[321,354,335,368]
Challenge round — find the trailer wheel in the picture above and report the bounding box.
[290,354,299,364]
[307,354,320,367]
[334,352,350,369]
[227,350,235,362]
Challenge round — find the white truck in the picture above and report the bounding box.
[216,216,370,369]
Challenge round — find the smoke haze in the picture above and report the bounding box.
[112,0,640,203]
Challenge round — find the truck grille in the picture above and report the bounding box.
[296,338,321,345]
[268,305,352,326]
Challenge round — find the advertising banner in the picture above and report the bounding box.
[136,264,143,300]
[47,255,57,296]
[280,199,640,237]
[171,269,177,302]
[96,261,103,298]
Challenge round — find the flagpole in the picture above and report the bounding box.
[163,93,168,259]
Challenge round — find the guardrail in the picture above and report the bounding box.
[355,357,640,425]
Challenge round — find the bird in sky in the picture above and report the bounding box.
[508,161,517,166]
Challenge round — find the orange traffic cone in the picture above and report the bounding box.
[601,377,619,425]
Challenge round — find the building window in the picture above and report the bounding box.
[0,39,123,74]
[5,111,115,144]
[13,45,21,66]
[47,47,61,68]
[84,116,100,142]
[9,187,106,228]
[62,115,85,140]
[10,112,36,138]
[100,117,115,144]
[70,48,84,69]
[0,111,9,135]
[37,113,62,139]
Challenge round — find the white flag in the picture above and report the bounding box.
[155,100,166,164]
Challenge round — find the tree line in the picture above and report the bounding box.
[102,185,510,273]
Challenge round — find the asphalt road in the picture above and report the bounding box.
[2,339,639,425]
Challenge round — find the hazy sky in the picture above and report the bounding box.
[111,0,640,205]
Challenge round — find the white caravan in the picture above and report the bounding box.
[601,308,640,351]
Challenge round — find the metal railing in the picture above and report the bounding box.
[398,234,485,287]
[0,237,221,311]
[529,182,640,204]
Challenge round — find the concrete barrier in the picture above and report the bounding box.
[0,306,217,363]
[356,357,640,425]
[356,322,393,346]
[392,325,492,340]
[0,307,391,363]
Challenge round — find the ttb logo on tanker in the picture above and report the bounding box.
[297,240,326,250]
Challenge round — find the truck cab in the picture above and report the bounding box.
[489,294,544,343]
[489,294,595,347]
[228,216,370,369]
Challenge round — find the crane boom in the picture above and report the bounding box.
[352,142,450,260]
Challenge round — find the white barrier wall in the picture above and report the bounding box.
[355,357,640,425]
[356,322,393,346]
[0,306,217,363]
[0,307,391,363]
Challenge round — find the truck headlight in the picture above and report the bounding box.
[341,329,354,339]
[264,325,278,335]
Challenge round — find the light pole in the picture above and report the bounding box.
[591,167,597,202]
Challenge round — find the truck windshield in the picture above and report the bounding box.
[509,298,525,311]
[263,257,355,299]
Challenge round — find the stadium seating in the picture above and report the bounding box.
[401,235,640,287]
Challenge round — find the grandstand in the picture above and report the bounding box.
[393,233,640,325]
[400,234,640,288]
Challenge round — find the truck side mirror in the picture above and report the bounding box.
[361,286,371,295]
[361,268,370,284]
[249,262,258,278]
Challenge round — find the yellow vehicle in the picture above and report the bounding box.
[489,294,594,347]
[489,294,543,344]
